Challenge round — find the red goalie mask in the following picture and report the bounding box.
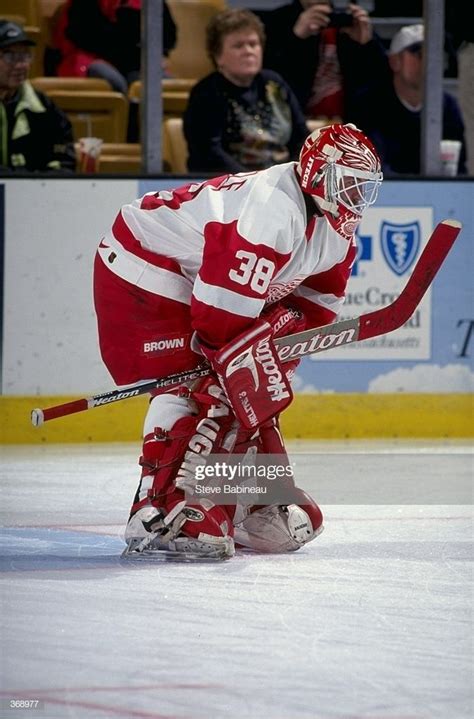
[297,123,383,217]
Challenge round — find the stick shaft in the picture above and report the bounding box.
[31,219,461,426]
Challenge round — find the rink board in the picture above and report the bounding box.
[1,393,471,443]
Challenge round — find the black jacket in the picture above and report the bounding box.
[257,0,388,118]
[0,82,76,174]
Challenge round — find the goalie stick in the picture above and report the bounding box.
[31,218,461,427]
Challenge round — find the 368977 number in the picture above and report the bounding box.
[1,699,43,710]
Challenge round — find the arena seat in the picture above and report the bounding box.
[44,90,129,142]
[128,80,192,118]
[163,117,188,173]
[97,155,142,174]
[167,0,226,79]
[38,0,66,16]
[31,77,112,93]
[1,0,40,26]
[100,143,141,156]
[0,15,27,26]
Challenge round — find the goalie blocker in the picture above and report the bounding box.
[199,306,305,430]
[201,320,292,430]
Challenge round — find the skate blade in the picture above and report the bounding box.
[121,546,230,563]
[121,536,233,562]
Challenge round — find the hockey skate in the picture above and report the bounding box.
[122,505,235,562]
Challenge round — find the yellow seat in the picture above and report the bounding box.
[38,0,67,17]
[45,90,129,142]
[0,15,27,25]
[97,155,142,174]
[162,90,189,117]
[31,77,112,93]
[128,80,192,118]
[1,0,40,26]
[127,79,141,103]
[100,142,141,156]
[163,117,188,173]
[167,0,226,79]
[163,78,196,93]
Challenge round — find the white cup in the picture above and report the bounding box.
[78,137,103,173]
[440,140,461,177]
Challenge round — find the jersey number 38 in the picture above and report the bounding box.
[229,250,275,294]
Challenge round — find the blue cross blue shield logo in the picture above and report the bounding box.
[381,221,421,275]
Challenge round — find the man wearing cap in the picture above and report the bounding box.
[351,23,467,175]
[0,20,76,173]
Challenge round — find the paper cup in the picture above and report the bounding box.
[78,137,103,173]
[440,140,461,177]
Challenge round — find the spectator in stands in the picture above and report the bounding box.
[257,1,386,121]
[352,24,467,175]
[53,0,177,93]
[183,8,308,173]
[0,21,76,174]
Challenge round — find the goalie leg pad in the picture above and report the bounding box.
[125,381,237,555]
[232,417,323,552]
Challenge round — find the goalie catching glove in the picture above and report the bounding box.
[199,306,305,430]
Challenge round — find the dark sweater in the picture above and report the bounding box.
[183,69,308,173]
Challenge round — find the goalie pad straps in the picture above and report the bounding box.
[201,319,293,430]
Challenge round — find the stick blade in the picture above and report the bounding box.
[359,218,462,340]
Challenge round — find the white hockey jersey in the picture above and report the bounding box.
[97,163,358,347]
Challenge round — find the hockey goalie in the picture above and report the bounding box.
[93,123,383,559]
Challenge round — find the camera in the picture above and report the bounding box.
[328,0,354,28]
[328,11,353,28]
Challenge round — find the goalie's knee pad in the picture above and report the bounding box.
[233,499,323,553]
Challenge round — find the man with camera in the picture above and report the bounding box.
[258,1,386,121]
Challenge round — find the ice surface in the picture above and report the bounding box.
[0,441,472,719]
